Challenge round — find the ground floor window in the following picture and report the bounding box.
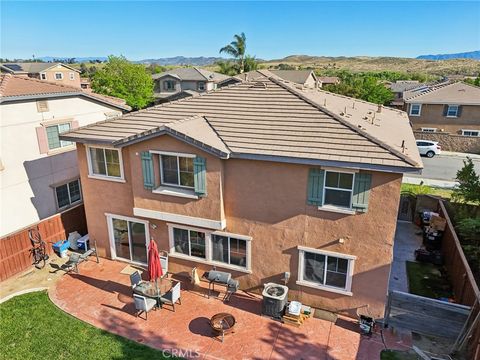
[168,224,252,271]
[55,179,81,209]
[461,129,479,137]
[297,246,355,295]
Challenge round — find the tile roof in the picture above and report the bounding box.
[389,81,422,93]
[0,74,130,111]
[269,70,317,86]
[1,62,80,74]
[318,77,340,84]
[404,81,480,105]
[61,70,422,172]
[152,67,231,83]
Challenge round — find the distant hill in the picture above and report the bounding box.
[37,56,108,63]
[416,50,480,61]
[138,56,225,66]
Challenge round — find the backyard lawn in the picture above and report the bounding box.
[0,291,175,360]
[380,349,420,360]
[406,261,453,299]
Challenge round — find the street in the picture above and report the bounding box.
[405,153,480,186]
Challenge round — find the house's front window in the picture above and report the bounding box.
[462,129,479,137]
[323,171,354,209]
[421,128,437,132]
[88,147,123,179]
[46,123,72,150]
[164,80,176,91]
[446,105,459,117]
[55,179,82,209]
[198,81,206,91]
[55,72,63,80]
[160,155,194,188]
[212,234,247,268]
[69,72,75,80]
[40,73,47,80]
[173,227,206,259]
[409,104,421,116]
[297,247,355,295]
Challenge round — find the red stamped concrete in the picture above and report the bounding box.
[49,259,411,360]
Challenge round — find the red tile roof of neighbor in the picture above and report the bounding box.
[0,74,131,111]
[61,70,422,173]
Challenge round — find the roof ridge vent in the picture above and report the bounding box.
[251,81,268,89]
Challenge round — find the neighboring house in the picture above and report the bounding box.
[60,70,422,318]
[388,80,422,108]
[404,82,480,136]
[80,77,92,91]
[269,70,320,88]
[0,74,130,237]
[152,68,235,103]
[318,76,340,86]
[1,62,82,88]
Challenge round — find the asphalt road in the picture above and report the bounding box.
[409,154,480,181]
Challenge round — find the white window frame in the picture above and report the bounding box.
[54,72,63,80]
[446,104,459,118]
[45,122,73,150]
[54,179,82,210]
[421,127,437,133]
[322,170,355,210]
[157,151,195,190]
[69,72,75,80]
[40,72,47,80]
[296,246,355,296]
[461,129,480,137]
[105,213,150,266]
[167,223,252,273]
[86,145,125,182]
[198,81,206,91]
[409,103,422,116]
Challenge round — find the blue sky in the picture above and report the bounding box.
[1,1,479,60]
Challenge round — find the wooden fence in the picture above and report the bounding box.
[0,204,87,282]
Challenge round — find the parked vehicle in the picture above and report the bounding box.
[416,140,441,158]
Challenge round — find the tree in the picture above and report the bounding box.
[215,60,238,76]
[452,157,480,204]
[91,55,153,110]
[220,33,247,73]
[243,55,259,72]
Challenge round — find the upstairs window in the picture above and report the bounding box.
[198,81,206,91]
[88,147,123,179]
[446,105,459,117]
[409,104,421,116]
[323,171,354,209]
[55,72,63,80]
[40,73,47,80]
[55,179,82,209]
[163,80,176,91]
[69,72,75,80]
[160,155,194,188]
[46,123,72,150]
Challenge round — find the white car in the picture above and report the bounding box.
[416,140,441,158]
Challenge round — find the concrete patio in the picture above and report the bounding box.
[49,258,411,360]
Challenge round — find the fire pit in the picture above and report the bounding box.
[210,312,236,342]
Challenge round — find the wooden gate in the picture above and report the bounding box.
[397,194,415,221]
[384,290,471,339]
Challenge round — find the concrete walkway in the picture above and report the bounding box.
[389,221,423,293]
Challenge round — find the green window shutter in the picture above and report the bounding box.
[141,151,155,190]
[307,168,325,205]
[193,156,207,196]
[352,172,372,213]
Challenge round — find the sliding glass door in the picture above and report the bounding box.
[110,216,148,264]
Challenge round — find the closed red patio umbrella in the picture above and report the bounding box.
[148,239,163,295]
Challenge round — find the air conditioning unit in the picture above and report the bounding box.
[262,283,288,319]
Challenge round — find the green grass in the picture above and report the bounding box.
[401,183,453,199]
[0,291,175,360]
[406,261,453,299]
[380,349,420,360]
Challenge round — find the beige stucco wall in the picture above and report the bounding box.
[78,134,402,318]
[33,64,81,88]
[0,98,122,237]
[407,103,480,133]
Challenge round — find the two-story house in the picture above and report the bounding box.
[1,62,82,88]
[388,80,422,108]
[60,70,422,318]
[404,81,480,136]
[267,70,320,88]
[152,68,235,104]
[0,74,130,237]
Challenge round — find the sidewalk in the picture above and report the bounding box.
[402,176,458,188]
[441,151,480,159]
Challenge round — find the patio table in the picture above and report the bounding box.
[133,279,172,308]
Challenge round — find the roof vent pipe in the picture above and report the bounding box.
[377,104,382,113]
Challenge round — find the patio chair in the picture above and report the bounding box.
[159,250,168,278]
[133,294,156,320]
[130,271,144,290]
[160,281,181,312]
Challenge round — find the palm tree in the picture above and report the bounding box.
[219,33,247,73]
